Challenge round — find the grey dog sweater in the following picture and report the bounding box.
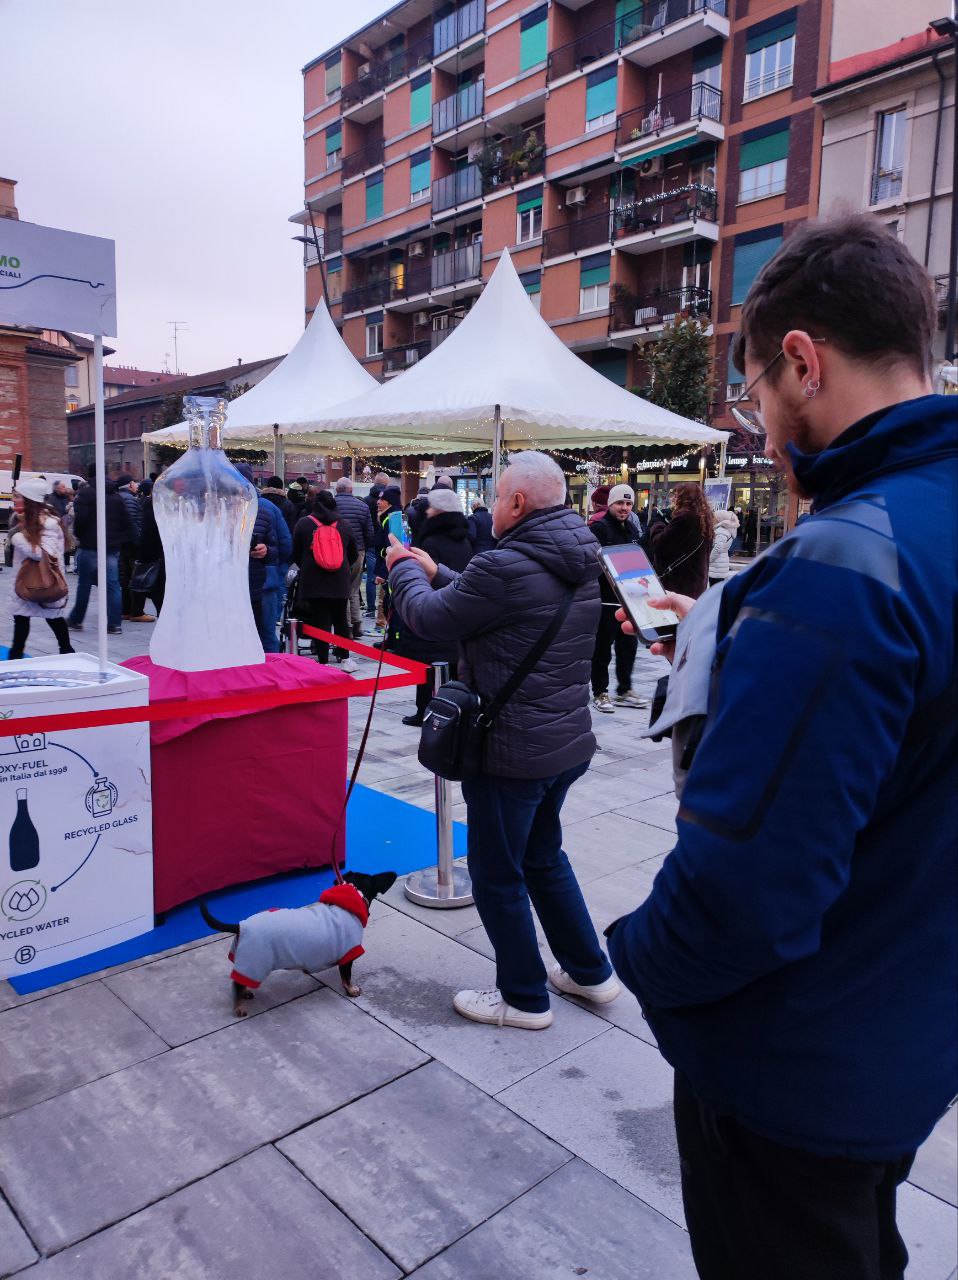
[229,884,367,988]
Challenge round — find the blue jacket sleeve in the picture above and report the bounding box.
[268,502,292,568]
[608,533,920,1011]
[388,553,506,643]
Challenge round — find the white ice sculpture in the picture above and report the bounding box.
[149,395,265,672]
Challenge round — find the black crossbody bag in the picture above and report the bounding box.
[418,584,575,782]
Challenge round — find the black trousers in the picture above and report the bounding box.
[298,597,349,663]
[673,1072,914,1280]
[9,615,74,659]
[591,605,638,696]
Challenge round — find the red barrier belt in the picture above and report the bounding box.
[0,630,429,738]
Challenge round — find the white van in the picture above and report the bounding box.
[0,470,84,528]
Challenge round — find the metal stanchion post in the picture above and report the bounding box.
[404,661,474,908]
[286,617,300,655]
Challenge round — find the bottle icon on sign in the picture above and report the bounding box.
[85,775,117,818]
[9,788,40,872]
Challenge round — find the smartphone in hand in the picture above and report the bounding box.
[386,510,412,547]
[597,545,680,646]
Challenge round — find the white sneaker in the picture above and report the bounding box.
[547,965,622,1005]
[614,689,648,709]
[340,657,358,673]
[453,988,553,1029]
[593,692,616,714]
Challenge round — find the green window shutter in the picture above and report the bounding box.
[520,7,548,70]
[693,38,724,73]
[517,186,543,214]
[732,229,782,305]
[366,174,384,221]
[580,252,611,287]
[520,269,541,294]
[616,0,643,45]
[740,127,790,169]
[327,259,342,275]
[585,66,617,122]
[592,350,627,386]
[410,74,431,127]
[746,14,796,52]
[325,54,342,94]
[326,126,342,155]
[410,150,431,195]
[727,346,744,383]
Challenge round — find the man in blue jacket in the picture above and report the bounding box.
[607,214,957,1280]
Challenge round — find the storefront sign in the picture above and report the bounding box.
[0,219,117,335]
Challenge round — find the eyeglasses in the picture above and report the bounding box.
[729,339,827,434]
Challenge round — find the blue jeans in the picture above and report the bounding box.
[461,760,612,1012]
[364,549,377,614]
[68,549,122,630]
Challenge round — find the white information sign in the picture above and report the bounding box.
[0,655,152,980]
[0,218,117,336]
[703,479,733,512]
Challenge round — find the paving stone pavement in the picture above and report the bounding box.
[0,575,955,1277]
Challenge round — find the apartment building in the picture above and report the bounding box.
[298,0,830,508]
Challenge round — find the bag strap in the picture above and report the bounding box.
[478,584,575,728]
[658,537,704,582]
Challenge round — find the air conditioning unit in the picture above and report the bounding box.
[408,241,425,259]
[637,156,663,179]
[414,310,431,326]
[467,140,484,161]
[566,186,588,207]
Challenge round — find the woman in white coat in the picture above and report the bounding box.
[7,478,74,659]
[708,508,740,587]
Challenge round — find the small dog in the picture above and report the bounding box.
[200,870,397,1016]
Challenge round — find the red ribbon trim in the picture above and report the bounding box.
[0,629,429,738]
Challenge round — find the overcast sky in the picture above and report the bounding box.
[2,0,388,375]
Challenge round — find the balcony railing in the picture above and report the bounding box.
[616,84,722,149]
[478,125,546,193]
[383,340,431,373]
[543,210,612,259]
[612,185,718,238]
[432,242,482,289]
[434,0,485,56]
[870,168,903,204]
[610,284,712,331]
[387,263,432,302]
[341,35,432,107]
[341,278,390,313]
[433,79,484,135]
[433,164,483,212]
[548,0,727,81]
[342,137,385,179]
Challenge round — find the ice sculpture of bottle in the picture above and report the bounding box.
[149,395,265,671]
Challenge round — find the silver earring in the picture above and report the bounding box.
[803,379,820,399]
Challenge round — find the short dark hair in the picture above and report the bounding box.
[732,214,936,379]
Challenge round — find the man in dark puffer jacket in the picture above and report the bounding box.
[388,451,620,1030]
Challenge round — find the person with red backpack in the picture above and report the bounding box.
[290,490,358,670]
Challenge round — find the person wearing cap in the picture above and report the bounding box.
[587,485,611,525]
[467,495,496,553]
[589,483,647,713]
[115,474,152,624]
[7,479,74,659]
[389,487,474,725]
[373,484,403,630]
[67,468,135,635]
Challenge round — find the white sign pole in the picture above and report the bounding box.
[718,437,728,480]
[93,337,108,671]
[491,403,503,500]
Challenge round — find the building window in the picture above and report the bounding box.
[739,125,789,202]
[731,226,783,306]
[872,108,905,203]
[520,269,542,311]
[325,53,342,97]
[410,73,431,128]
[326,126,342,168]
[592,350,628,387]
[743,15,795,102]
[67,399,79,413]
[519,6,548,71]
[366,172,384,221]
[64,364,79,387]
[585,65,617,132]
[326,258,343,302]
[579,252,610,313]
[516,188,543,243]
[410,149,431,201]
[726,347,745,401]
[365,312,384,357]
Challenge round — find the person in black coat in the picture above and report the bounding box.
[291,490,357,666]
[389,488,474,725]
[261,476,297,532]
[589,484,646,714]
[647,482,714,598]
[467,497,496,552]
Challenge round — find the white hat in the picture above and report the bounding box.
[14,477,51,505]
[426,488,463,515]
[608,484,635,505]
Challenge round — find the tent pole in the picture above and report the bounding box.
[491,404,502,500]
[94,335,108,672]
[718,437,727,480]
[272,424,283,481]
[142,436,151,482]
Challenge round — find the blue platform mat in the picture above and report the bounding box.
[8,782,467,995]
